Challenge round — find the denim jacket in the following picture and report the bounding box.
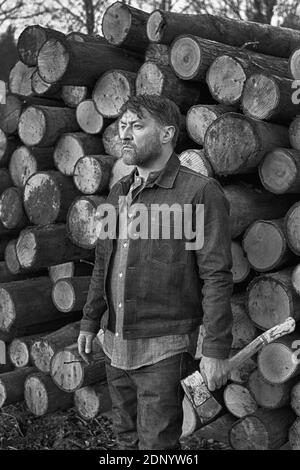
[80,152,233,359]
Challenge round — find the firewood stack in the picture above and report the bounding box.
[1,0,300,450]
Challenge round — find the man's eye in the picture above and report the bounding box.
[134,125,142,130]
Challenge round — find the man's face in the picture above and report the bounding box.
[118,108,164,166]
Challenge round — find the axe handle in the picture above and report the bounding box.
[227,316,295,371]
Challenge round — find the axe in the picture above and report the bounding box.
[181,317,296,428]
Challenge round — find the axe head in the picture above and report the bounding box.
[181,370,225,426]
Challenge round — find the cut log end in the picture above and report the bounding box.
[289,418,300,450]
[0,287,15,332]
[0,188,25,229]
[207,56,246,104]
[93,71,135,118]
[38,38,69,84]
[147,10,164,43]
[30,340,55,373]
[73,156,103,194]
[186,105,219,146]
[62,85,87,108]
[242,74,279,120]
[285,202,300,255]
[23,172,60,225]
[16,230,37,269]
[231,241,250,283]
[52,279,75,312]
[67,196,102,249]
[51,348,84,392]
[229,416,269,450]
[0,381,7,407]
[289,116,300,151]
[136,62,164,96]
[259,149,297,194]
[9,338,31,368]
[178,149,213,176]
[258,343,297,384]
[24,375,48,415]
[289,48,300,80]
[18,106,46,146]
[31,70,54,95]
[223,383,258,418]
[292,264,300,295]
[9,146,38,188]
[291,382,300,416]
[74,385,101,420]
[5,239,21,275]
[76,100,104,134]
[102,2,132,46]
[170,36,201,80]
[17,26,47,66]
[248,369,291,409]
[54,134,83,176]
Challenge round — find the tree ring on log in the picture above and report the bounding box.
[76,100,104,134]
[259,149,297,194]
[9,339,30,368]
[51,348,84,392]
[229,416,268,450]
[30,340,55,373]
[9,146,37,188]
[23,172,61,225]
[136,62,164,95]
[16,231,37,268]
[38,38,69,84]
[258,343,297,384]
[147,10,164,43]
[24,375,48,415]
[52,279,75,312]
[207,55,246,104]
[18,106,46,146]
[170,36,201,80]
[0,287,15,332]
[289,48,300,80]
[242,74,279,120]
[102,2,132,45]
[285,202,300,255]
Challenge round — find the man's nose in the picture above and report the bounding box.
[122,126,133,140]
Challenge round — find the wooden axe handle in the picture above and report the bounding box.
[228,317,295,371]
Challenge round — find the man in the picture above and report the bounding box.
[78,95,233,450]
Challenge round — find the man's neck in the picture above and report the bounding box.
[136,150,173,181]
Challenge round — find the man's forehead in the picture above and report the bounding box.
[120,108,153,122]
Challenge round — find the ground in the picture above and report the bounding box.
[0,403,229,450]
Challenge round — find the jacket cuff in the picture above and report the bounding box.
[202,342,232,359]
[80,319,101,335]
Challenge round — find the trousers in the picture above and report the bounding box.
[104,352,198,450]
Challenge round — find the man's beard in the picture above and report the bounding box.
[122,136,162,166]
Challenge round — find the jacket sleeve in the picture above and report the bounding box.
[80,240,107,334]
[195,179,233,359]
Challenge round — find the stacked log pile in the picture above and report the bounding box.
[1,0,300,450]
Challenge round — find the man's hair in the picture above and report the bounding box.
[119,94,181,148]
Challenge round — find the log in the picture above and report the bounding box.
[145,43,169,66]
[186,104,235,146]
[0,187,28,230]
[181,413,236,445]
[18,105,79,147]
[109,156,135,189]
[259,148,300,194]
[223,383,258,418]
[231,292,257,349]
[289,115,300,151]
[8,334,40,368]
[0,94,23,134]
[0,367,36,407]
[204,112,290,176]
[178,149,213,177]
[4,239,22,275]
[0,260,46,283]
[223,184,292,238]
[231,241,251,284]
[181,395,199,437]
[241,74,300,122]
[102,2,149,52]
[73,155,117,194]
[289,418,300,450]
[37,37,142,86]
[291,381,300,416]
[248,369,295,409]
[31,69,61,98]
[93,70,136,118]
[66,195,106,249]
[0,130,19,168]
[170,35,289,83]
[48,260,93,284]
[103,121,123,159]
[229,408,295,450]
[0,277,73,335]
[50,341,106,392]
[17,25,65,66]
[66,32,107,44]
[74,382,112,420]
[247,267,300,330]
[54,132,104,176]
[9,145,55,188]
[292,264,300,296]
[51,277,91,313]
[146,9,300,58]
[23,171,82,225]
[76,100,109,135]
[16,224,94,270]
[284,202,300,256]
[61,85,89,108]
[243,218,294,272]
[289,47,300,79]
[136,61,204,113]
[0,168,13,194]
[8,61,35,97]
[258,332,300,384]
[30,321,81,373]
[229,353,257,384]
[24,372,73,416]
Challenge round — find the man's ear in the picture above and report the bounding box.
[161,125,176,144]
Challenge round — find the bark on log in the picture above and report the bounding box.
[37,37,142,86]
[204,112,290,176]
[291,382,300,417]
[289,115,300,151]
[0,187,28,230]
[74,382,112,420]
[102,2,149,52]
[9,145,55,188]
[231,292,257,349]
[178,149,214,177]
[0,130,19,168]
[17,25,65,67]
[248,369,295,409]
[103,121,123,159]
[223,383,258,418]
[223,184,292,238]
[241,74,300,122]
[289,417,300,450]
[186,104,235,146]
[231,241,251,284]
[145,43,169,66]
[247,267,300,330]
[243,218,294,272]
[16,224,94,270]
[93,70,136,118]
[229,408,295,450]
[0,94,23,135]
[61,85,89,108]
[52,277,90,313]
[0,367,35,407]
[284,202,300,256]
[24,372,73,416]
[8,61,35,97]
[67,195,106,249]
[170,35,289,83]
[50,341,106,392]
[73,155,117,194]
[66,32,107,44]
[146,9,300,58]
[48,260,93,284]
[54,132,104,176]
[0,260,45,283]
[76,100,109,135]
[259,148,300,194]
[31,69,61,98]
[136,61,205,113]
[30,321,81,373]
[23,171,82,225]
[8,334,40,368]
[18,105,79,147]
[258,332,300,384]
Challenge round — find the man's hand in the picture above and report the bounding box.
[78,331,96,364]
[200,356,229,391]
